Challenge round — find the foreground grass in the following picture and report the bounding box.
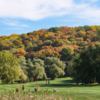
[0,78,100,100]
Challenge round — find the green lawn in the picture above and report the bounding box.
[0,77,100,100]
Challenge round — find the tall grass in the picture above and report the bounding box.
[0,78,100,100]
[0,91,72,100]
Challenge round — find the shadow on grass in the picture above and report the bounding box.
[0,78,100,89]
[39,79,100,88]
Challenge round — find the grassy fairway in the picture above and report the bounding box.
[0,78,100,100]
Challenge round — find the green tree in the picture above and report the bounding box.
[47,64,65,79]
[19,56,27,74]
[27,58,46,81]
[60,48,74,76]
[45,57,65,79]
[60,48,73,61]
[18,56,28,82]
[73,45,100,84]
[0,51,23,83]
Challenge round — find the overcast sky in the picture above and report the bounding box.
[0,0,100,35]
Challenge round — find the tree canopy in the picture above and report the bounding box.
[0,51,24,83]
[0,26,100,84]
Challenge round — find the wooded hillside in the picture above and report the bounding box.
[0,26,100,58]
[0,25,100,84]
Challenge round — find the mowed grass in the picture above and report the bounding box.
[0,77,100,100]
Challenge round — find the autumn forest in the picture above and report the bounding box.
[0,25,100,84]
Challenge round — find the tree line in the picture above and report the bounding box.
[0,26,100,84]
[0,51,66,83]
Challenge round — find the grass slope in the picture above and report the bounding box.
[0,78,100,100]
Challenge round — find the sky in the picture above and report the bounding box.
[0,0,100,35]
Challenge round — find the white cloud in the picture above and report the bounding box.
[0,0,74,20]
[0,0,100,23]
[72,3,100,24]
